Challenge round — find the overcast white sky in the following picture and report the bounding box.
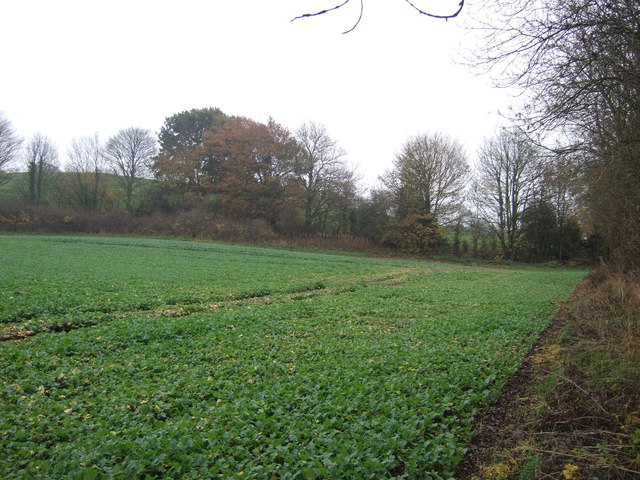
[1,0,512,188]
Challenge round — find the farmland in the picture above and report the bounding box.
[0,235,587,479]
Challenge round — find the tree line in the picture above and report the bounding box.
[468,0,639,271]
[0,105,598,263]
[2,1,637,269]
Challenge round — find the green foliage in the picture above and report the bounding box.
[382,214,447,254]
[153,107,228,192]
[518,456,542,480]
[0,235,586,479]
[158,107,227,155]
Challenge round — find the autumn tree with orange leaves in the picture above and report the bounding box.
[202,117,297,224]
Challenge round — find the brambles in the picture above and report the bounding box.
[0,235,585,479]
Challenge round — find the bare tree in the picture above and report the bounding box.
[382,131,469,224]
[65,134,108,210]
[471,0,640,267]
[293,122,357,233]
[0,112,22,186]
[473,128,542,259]
[20,134,59,206]
[104,127,157,211]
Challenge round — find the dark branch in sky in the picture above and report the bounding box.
[403,0,465,20]
[291,0,351,22]
[292,0,465,33]
[342,0,364,34]
[291,0,363,35]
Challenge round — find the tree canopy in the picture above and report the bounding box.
[153,107,228,189]
[383,132,469,223]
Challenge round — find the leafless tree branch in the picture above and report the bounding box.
[342,0,364,34]
[292,0,464,33]
[403,0,465,20]
[291,0,351,22]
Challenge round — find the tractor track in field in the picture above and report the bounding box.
[0,281,370,342]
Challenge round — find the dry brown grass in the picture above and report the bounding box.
[531,270,640,479]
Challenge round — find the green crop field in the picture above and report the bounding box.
[0,235,587,479]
